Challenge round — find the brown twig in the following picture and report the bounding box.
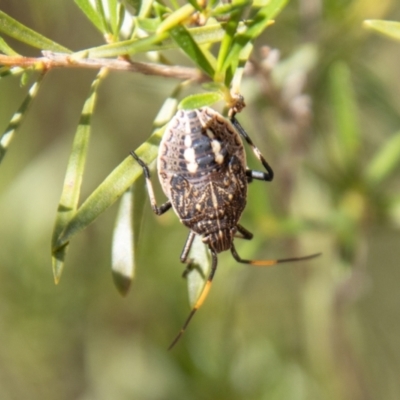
[0,51,209,82]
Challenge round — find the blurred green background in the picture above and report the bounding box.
[2,1,400,399]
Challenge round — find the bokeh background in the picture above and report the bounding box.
[1,1,400,399]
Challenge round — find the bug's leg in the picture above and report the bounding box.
[168,249,218,350]
[235,224,254,240]
[230,242,321,266]
[130,151,172,215]
[230,114,274,182]
[246,169,272,183]
[180,231,196,263]
[180,231,198,278]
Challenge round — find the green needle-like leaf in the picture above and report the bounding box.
[138,0,154,18]
[221,0,285,84]
[52,77,182,255]
[107,0,119,35]
[112,188,135,296]
[329,62,360,166]
[364,19,400,42]
[52,68,108,283]
[215,7,242,79]
[211,0,251,17]
[74,31,169,58]
[169,24,215,77]
[75,0,104,33]
[54,128,164,251]
[95,0,111,34]
[0,10,70,52]
[178,92,223,110]
[0,36,19,55]
[229,41,253,94]
[156,3,195,34]
[186,235,211,308]
[76,23,225,58]
[0,73,45,164]
[365,131,400,185]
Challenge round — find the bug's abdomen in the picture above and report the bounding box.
[170,155,247,221]
[157,108,248,252]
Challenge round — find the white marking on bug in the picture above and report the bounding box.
[211,139,221,153]
[187,163,198,173]
[184,147,196,163]
[211,140,224,164]
[210,184,219,210]
[184,135,192,148]
[206,129,215,139]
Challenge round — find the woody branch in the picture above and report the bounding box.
[0,51,209,82]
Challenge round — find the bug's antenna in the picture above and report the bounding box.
[168,249,218,350]
[230,243,321,266]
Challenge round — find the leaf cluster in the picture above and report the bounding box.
[0,0,287,298]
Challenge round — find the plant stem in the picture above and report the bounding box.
[0,52,209,82]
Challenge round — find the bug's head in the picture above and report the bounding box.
[203,228,235,253]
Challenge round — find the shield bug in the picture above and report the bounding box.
[131,107,320,349]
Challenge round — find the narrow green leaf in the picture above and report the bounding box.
[365,131,400,185]
[74,31,168,58]
[221,0,285,83]
[95,0,112,34]
[112,188,134,296]
[0,36,19,55]
[329,62,360,164]
[77,23,225,58]
[188,23,226,46]
[116,2,127,34]
[111,170,148,296]
[215,8,242,78]
[136,17,162,32]
[153,82,187,127]
[364,20,400,42]
[54,128,164,250]
[153,2,172,19]
[53,82,181,257]
[138,0,154,18]
[186,235,211,308]
[178,92,223,110]
[169,25,215,77]
[156,4,195,34]
[229,41,253,93]
[211,0,251,17]
[107,0,119,35]
[75,0,104,33]
[0,73,45,164]
[0,10,70,53]
[52,68,108,283]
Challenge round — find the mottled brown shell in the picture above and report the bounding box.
[157,108,248,253]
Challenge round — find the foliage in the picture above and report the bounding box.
[1,1,400,399]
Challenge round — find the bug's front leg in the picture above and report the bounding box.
[130,151,172,215]
[230,113,274,182]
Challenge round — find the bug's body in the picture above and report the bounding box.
[157,108,247,253]
[130,106,320,349]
